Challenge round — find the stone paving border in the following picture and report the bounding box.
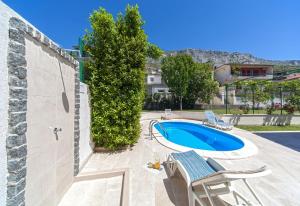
[6,17,79,205]
[75,168,129,206]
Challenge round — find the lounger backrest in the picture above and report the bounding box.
[165,109,172,116]
[204,111,217,124]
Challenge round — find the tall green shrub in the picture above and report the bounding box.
[85,6,147,149]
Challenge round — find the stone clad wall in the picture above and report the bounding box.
[0,2,11,204]
[74,69,80,175]
[6,17,28,206]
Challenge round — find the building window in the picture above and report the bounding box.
[158,89,165,93]
[241,68,251,76]
[253,69,260,76]
[150,77,154,82]
[240,68,267,77]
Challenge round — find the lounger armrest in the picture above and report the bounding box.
[207,158,226,171]
[216,118,224,122]
[191,166,271,187]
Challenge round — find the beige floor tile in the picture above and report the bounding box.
[75,112,300,206]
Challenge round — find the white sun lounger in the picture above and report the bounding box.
[204,110,233,130]
[166,150,271,206]
[162,109,172,120]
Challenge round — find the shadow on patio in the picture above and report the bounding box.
[254,132,300,152]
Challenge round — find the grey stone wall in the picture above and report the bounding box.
[74,65,80,175]
[6,17,28,206]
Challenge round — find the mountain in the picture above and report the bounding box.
[147,49,300,70]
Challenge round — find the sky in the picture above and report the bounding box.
[2,0,300,60]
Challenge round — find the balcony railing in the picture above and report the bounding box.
[236,74,273,79]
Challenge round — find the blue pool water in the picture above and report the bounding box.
[154,122,244,151]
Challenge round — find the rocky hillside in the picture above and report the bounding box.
[147,49,300,69]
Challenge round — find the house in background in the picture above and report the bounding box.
[145,63,275,97]
[145,65,169,96]
[214,63,274,85]
[214,64,274,106]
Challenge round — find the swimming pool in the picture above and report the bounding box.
[155,121,244,151]
[152,120,257,159]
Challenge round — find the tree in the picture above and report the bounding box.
[147,43,163,60]
[183,63,218,108]
[161,55,219,110]
[283,80,300,111]
[161,54,194,110]
[85,5,147,149]
[238,80,271,112]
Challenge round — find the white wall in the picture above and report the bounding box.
[147,74,162,85]
[214,65,232,85]
[25,38,75,206]
[0,2,10,203]
[79,83,93,169]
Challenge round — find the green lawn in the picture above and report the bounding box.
[236,125,300,131]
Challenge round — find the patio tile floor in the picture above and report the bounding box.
[79,112,300,206]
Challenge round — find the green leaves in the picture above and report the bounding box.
[186,63,218,105]
[161,54,194,110]
[146,43,163,60]
[161,55,218,109]
[236,80,300,113]
[86,5,147,149]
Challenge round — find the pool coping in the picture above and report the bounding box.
[152,119,258,160]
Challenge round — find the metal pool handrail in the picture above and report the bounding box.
[149,120,169,139]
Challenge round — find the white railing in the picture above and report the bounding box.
[149,120,169,139]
